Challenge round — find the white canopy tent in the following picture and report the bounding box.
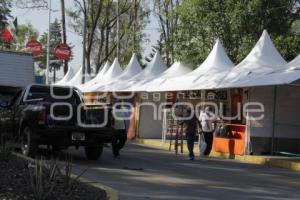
[143,61,193,91]
[149,39,234,92]
[235,52,300,88]
[92,53,143,92]
[63,67,92,87]
[77,61,110,91]
[219,30,287,89]
[54,66,76,85]
[190,39,235,90]
[81,58,123,92]
[112,52,167,92]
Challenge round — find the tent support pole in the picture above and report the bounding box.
[271,86,277,155]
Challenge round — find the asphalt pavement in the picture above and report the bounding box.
[64,143,300,200]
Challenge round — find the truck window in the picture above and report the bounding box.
[24,85,79,105]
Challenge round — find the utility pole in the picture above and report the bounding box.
[116,0,119,58]
[46,0,51,85]
[82,12,87,84]
[61,0,68,75]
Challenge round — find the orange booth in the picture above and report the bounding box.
[213,124,246,155]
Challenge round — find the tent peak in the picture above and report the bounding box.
[122,53,142,75]
[195,38,234,73]
[239,30,286,67]
[54,65,76,85]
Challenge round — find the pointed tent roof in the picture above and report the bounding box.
[55,66,76,85]
[191,39,235,90]
[82,58,123,92]
[113,53,142,80]
[113,52,167,91]
[76,61,110,91]
[149,39,234,92]
[91,53,143,92]
[220,30,287,88]
[231,53,300,88]
[143,61,193,91]
[64,67,92,87]
[286,54,300,70]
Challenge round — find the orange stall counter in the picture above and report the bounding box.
[213,124,246,155]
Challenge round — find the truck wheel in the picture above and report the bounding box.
[21,127,38,158]
[85,143,104,160]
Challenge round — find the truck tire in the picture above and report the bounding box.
[21,126,38,158]
[85,143,104,160]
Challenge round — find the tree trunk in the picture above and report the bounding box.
[60,0,68,74]
[105,25,110,60]
[82,14,87,84]
[53,67,56,83]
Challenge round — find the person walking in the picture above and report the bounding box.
[182,107,198,160]
[199,106,217,156]
[112,104,131,157]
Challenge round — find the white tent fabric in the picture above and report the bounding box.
[144,61,193,91]
[229,54,300,88]
[92,53,143,92]
[149,39,234,92]
[286,54,300,70]
[111,52,167,92]
[219,30,287,89]
[64,67,92,87]
[190,39,235,90]
[81,58,123,92]
[54,66,76,85]
[77,61,110,91]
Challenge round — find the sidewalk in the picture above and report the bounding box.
[133,139,300,172]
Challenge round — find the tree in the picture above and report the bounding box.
[153,0,182,66]
[173,0,300,65]
[0,0,12,48]
[14,0,48,9]
[14,23,39,51]
[37,19,63,83]
[68,0,149,76]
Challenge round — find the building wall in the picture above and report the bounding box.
[248,86,275,138]
[138,92,166,139]
[0,51,34,87]
[248,85,300,154]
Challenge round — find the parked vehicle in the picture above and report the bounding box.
[0,84,115,160]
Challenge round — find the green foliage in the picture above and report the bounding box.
[0,0,12,47]
[36,19,63,70]
[69,0,149,72]
[173,0,300,65]
[14,23,39,50]
[0,0,11,31]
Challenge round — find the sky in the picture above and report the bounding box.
[11,0,160,77]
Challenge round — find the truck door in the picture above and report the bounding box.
[11,89,27,138]
[0,90,23,140]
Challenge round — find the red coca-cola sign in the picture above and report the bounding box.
[55,43,71,60]
[26,40,42,57]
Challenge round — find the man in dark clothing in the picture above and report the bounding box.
[183,108,198,160]
[112,105,131,157]
[112,129,127,157]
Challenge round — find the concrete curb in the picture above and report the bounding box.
[11,152,119,200]
[133,139,300,172]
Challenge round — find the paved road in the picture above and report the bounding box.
[65,143,300,200]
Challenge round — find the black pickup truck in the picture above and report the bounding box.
[0,84,115,160]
